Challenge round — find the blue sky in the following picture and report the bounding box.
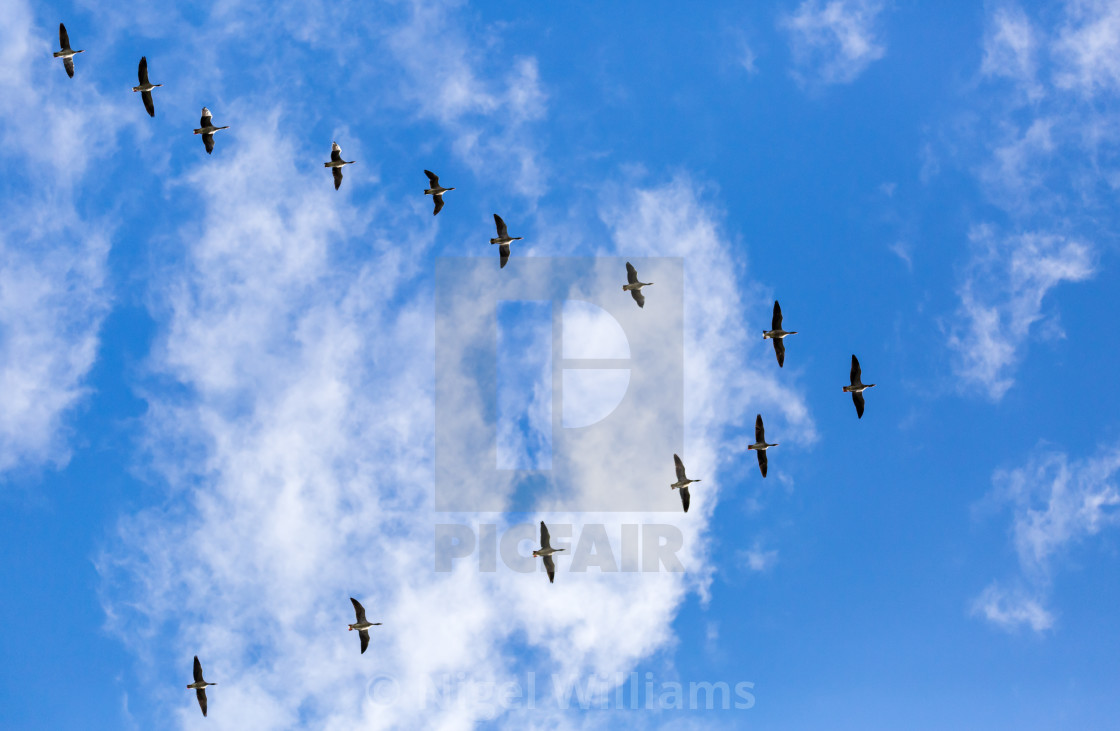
[3,0,1120,728]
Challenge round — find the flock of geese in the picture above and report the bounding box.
[53,20,877,718]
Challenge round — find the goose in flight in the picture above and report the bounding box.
[193,107,230,155]
[843,354,876,419]
[623,262,653,308]
[53,23,84,78]
[532,521,564,583]
[762,300,797,367]
[490,214,522,269]
[324,142,356,190]
[186,656,216,717]
[747,414,778,477]
[671,454,701,513]
[132,56,162,117]
[348,597,382,654]
[423,170,455,215]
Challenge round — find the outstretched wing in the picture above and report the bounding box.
[60,23,71,50]
[543,554,556,584]
[142,90,155,118]
[138,56,149,85]
[540,520,551,550]
[359,628,370,654]
[494,213,508,238]
[64,56,75,78]
[679,485,690,513]
[757,448,768,478]
[203,133,215,154]
[193,655,204,684]
[850,354,861,386]
[631,288,645,308]
[772,300,783,331]
[200,110,211,128]
[196,688,208,717]
[331,144,342,163]
[755,414,765,443]
[333,166,343,190]
[853,391,865,419]
[424,169,440,186]
[499,243,510,269]
[773,337,785,367]
[433,194,444,216]
[351,597,367,624]
[673,454,687,482]
[626,261,639,285]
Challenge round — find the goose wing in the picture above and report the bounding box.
[64,56,75,78]
[359,628,370,654]
[499,243,510,269]
[200,109,211,128]
[196,688,208,717]
[773,337,785,367]
[539,520,551,550]
[493,213,508,238]
[543,554,556,584]
[757,448,768,478]
[142,90,155,118]
[59,23,71,50]
[203,133,214,154]
[772,300,783,331]
[424,169,440,186]
[351,597,368,624]
[331,145,342,163]
[853,391,865,419]
[631,288,645,308]
[433,194,444,216]
[850,354,861,386]
[673,454,687,482]
[680,485,690,513]
[626,261,639,285]
[755,414,765,443]
[193,655,205,684]
[333,166,343,190]
[138,56,149,85]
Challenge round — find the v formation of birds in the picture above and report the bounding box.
[53,21,878,718]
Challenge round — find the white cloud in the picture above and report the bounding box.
[744,542,778,572]
[781,0,886,85]
[974,446,1120,633]
[1053,0,1120,95]
[981,5,1042,96]
[0,0,136,476]
[97,109,813,727]
[947,226,1093,400]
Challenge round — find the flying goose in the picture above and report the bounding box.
[671,454,701,513]
[348,597,382,654]
[324,142,355,190]
[490,214,522,269]
[193,107,230,154]
[843,354,876,419]
[623,262,653,308]
[747,414,778,477]
[53,23,84,78]
[423,170,455,215]
[532,521,564,583]
[763,300,798,367]
[132,56,162,118]
[186,656,216,717]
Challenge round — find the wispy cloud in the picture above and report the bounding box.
[974,445,1120,633]
[780,0,886,85]
[947,226,1093,400]
[0,0,137,477]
